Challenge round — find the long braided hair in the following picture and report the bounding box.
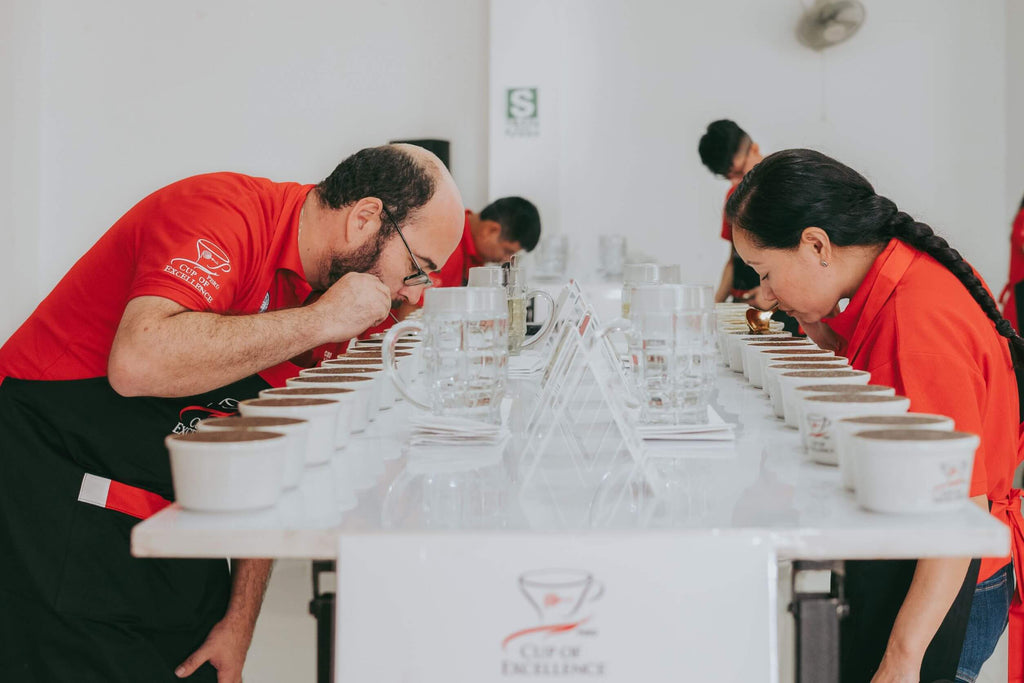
[725,149,1024,369]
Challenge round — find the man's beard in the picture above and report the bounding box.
[325,234,406,308]
[326,233,386,287]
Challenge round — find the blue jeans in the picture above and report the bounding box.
[956,562,1014,683]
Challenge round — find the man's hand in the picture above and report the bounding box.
[175,613,254,683]
[314,272,392,340]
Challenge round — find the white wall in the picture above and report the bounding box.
[491,0,1010,291]
[1,0,489,340]
[1,0,42,338]
[1009,0,1024,224]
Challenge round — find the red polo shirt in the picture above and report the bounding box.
[435,210,484,288]
[1000,208,1024,331]
[0,173,316,385]
[721,185,738,241]
[825,238,1022,583]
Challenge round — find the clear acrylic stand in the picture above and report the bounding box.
[514,284,648,528]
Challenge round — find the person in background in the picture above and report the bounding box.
[360,196,542,335]
[698,119,766,306]
[0,144,463,682]
[999,191,1024,331]
[434,196,541,287]
[727,148,1022,683]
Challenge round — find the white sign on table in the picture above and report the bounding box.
[336,533,779,683]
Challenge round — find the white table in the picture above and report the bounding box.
[131,358,1011,683]
[132,363,1009,562]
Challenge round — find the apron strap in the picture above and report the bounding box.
[77,473,172,521]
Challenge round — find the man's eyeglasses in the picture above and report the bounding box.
[381,205,433,287]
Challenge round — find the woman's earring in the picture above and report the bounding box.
[820,260,829,268]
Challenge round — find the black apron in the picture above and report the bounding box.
[841,558,981,683]
[0,373,273,682]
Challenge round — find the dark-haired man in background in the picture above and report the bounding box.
[434,196,541,287]
[698,120,767,306]
[0,144,463,682]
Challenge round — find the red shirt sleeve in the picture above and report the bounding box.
[126,188,261,313]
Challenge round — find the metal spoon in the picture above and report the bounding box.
[745,303,779,334]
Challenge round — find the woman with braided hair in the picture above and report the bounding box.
[726,149,1023,683]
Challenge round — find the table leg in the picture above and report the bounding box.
[790,560,848,683]
[309,560,336,683]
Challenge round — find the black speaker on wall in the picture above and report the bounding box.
[389,138,451,171]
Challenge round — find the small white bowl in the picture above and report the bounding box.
[754,348,836,391]
[322,358,398,407]
[302,366,382,420]
[197,415,308,489]
[166,430,287,512]
[727,332,792,373]
[791,384,894,437]
[286,374,375,433]
[740,339,816,384]
[764,359,850,412]
[260,386,357,450]
[799,394,910,464]
[745,343,826,387]
[238,397,339,466]
[836,414,955,491]
[774,366,864,422]
[852,429,979,514]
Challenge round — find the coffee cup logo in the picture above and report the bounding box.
[170,238,232,277]
[518,569,603,623]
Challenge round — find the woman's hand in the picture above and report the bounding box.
[870,648,923,683]
[796,317,846,353]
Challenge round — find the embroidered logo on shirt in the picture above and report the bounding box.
[164,239,230,305]
[259,292,270,313]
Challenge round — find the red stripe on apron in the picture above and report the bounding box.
[77,474,171,521]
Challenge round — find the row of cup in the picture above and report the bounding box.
[720,311,978,514]
[163,335,423,512]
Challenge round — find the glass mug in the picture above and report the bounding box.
[620,263,660,318]
[467,265,554,356]
[383,287,509,424]
[601,284,716,425]
[598,234,627,278]
[532,234,569,280]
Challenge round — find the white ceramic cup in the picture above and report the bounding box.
[259,386,357,450]
[197,415,307,489]
[753,347,835,390]
[740,339,816,383]
[321,358,396,406]
[769,364,855,420]
[764,357,851,409]
[836,413,955,491]
[799,394,911,464]
[301,366,382,421]
[726,332,792,373]
[238,397,339,466]
[166,430,287,512]
[776,368,868,422]
[286,374,375,433]
[792,384,895,441]
[852,429,979,514]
